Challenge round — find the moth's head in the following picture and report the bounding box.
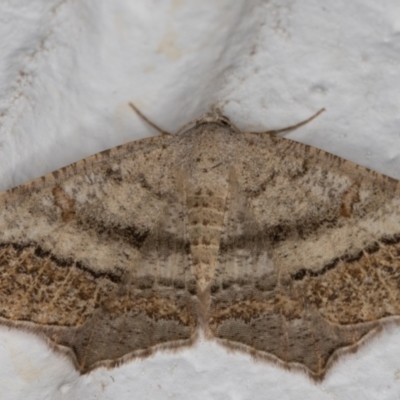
[197,108,231,126]
[176,107,241,137]
[129,102,241,138]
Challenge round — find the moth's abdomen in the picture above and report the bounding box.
[187,191,226,292]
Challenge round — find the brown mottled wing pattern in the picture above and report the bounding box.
[209,133,400,379]
[0,136,197,372]
[2,111,400,379]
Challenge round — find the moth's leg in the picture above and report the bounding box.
[129,103,172,136]
[256,108,325,136]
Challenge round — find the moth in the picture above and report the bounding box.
[0,104,398,380]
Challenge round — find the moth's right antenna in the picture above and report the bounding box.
[260,108,325,136]
[129,103,172,136]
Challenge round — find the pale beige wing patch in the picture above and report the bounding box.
[209,134,400,379]
[0,136,197,372]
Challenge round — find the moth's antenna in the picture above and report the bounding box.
[129,103,172,136]
[260,108,325,136]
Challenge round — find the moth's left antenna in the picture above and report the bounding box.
[129,103,172,136]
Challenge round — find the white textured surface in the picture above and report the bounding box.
[0,0,400,399]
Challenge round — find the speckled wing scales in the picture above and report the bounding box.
[0,136,197,372]
[2,110,400,379]
[209,133,400,379]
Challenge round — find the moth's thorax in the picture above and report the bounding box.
[179,123,239,173]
